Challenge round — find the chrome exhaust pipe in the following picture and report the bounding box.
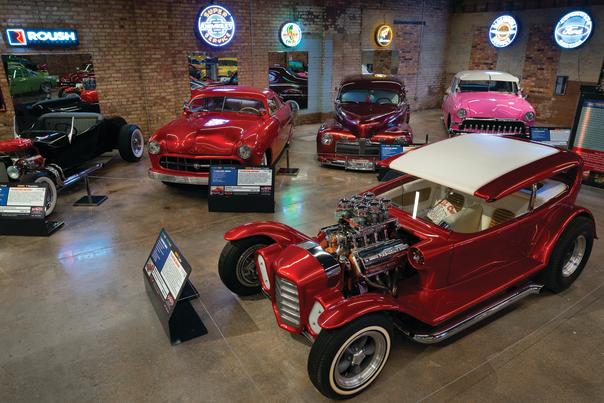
[405,283,543,344]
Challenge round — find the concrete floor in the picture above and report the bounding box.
[1,109,603,402]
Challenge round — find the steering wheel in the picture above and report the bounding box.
[240,107,260,115]
[375,97,392,104]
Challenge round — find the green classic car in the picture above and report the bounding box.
[7,63,58,96]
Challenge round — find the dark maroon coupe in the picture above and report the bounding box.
[317,74,413,171]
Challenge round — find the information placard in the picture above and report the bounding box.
[208,165,275,213]
[0,183,63,236]
[380,144,404,160]
[144,229,207,344]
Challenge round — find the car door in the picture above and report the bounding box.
[267,96,288,156]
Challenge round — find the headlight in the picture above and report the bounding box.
[7,165,21,180]
[148,140,161,155]
[320,133,333,145]
[456,108,467,119]
[524,111,535,121]
[237,144,252,160]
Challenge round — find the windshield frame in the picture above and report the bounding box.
[457,79,519,94]
[187,95,267,115]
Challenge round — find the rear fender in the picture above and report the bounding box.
[534,207,597,265]
[318,293,401,330]
[224,221,312,246]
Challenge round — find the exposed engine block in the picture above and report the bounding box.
[319,192,408,279]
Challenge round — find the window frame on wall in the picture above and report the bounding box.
[554,75,568,96]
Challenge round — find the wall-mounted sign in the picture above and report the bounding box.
[488,15,518,48]
[375,24,393,47]
[554,11,593,49]
[5,28,78,47]
[280,22,302,47]
[196,5,236,47]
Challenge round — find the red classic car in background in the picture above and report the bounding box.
[219,134,595,399]
[148,86,295,185]
[59,62,94,87]
[317,74,413,171]
[442,70,536,136]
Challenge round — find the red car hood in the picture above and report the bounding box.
[336,103,401,136]
[152,112,262,155]
[0,138,35,155]
[456,92,534,120]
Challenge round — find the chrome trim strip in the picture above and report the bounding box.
[408,283,543,344]
[148,170,208,185]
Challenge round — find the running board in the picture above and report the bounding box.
[405,283,544,344]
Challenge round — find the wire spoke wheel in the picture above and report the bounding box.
[131,128,144,158]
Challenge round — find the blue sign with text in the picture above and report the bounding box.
[209,166,238,186]
[531,127,551,142]
[0,185,8,206]
[380,144,404,160]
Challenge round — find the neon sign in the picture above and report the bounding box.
[280,22,302,47]
[375,25,393,47]
[5,28,78,47]
[196,5,236,47]
[489,15,518,48]
[555,11,593,49]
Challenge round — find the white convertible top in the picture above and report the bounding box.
[455,70,519,83]
[389,134,559,196]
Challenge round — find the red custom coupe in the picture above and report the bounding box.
[317,74,413,171]
[219,134,595,399]
[148,86,295,185]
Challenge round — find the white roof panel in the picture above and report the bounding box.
[455,70,519,83]
[390,134,559,196]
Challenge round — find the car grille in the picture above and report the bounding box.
[159,156,240,173]
[275,277,300,327]
[335,140,380,156]
[459,119,526,135]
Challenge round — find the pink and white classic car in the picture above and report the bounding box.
[442,70,536,137]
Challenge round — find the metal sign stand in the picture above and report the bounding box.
[277,147,300,176]
[73,166,107,206]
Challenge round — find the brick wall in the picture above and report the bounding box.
[469,26,497,70]
[0,0,450,140]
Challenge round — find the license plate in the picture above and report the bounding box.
[345,159,375,171]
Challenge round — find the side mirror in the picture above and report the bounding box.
[445,88,451,96]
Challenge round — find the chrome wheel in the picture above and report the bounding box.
[131,129,144,158]
[332,328,389,391]
[235,244,263,287]
[562,235,586,277]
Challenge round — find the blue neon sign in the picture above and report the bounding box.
[196,5,236,47]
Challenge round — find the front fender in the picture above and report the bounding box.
[224,221,312,246]
[318,293,401,330]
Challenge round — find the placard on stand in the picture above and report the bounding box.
[144,229,207,345]
[0,183,63,236]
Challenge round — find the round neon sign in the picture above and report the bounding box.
[554,11,593,49]
[280,22,302,47]
[489,15,519,48]
[196,5,236,47]
[375,24,393,47]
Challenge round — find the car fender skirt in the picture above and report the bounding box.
[317,293,401,330]
[224,221,313,246]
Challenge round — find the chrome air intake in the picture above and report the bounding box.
[275,277,301,327]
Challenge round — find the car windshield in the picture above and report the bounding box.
[339,88,399,105]
[22,116,98,138]
[458,80,518,93]
[188,96,265,115]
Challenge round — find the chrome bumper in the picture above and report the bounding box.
[320,159,377,171]
[148,170,208,185]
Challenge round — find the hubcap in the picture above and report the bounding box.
[333,330,388,390]
[131,129,144,158]
[235,244,264,287]
[562,235,586,277]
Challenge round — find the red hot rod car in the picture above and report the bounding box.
[219,134,595,399]
[148,86,295,185]
[317,74,413,171]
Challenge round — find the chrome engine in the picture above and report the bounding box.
[319,193,409,293]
